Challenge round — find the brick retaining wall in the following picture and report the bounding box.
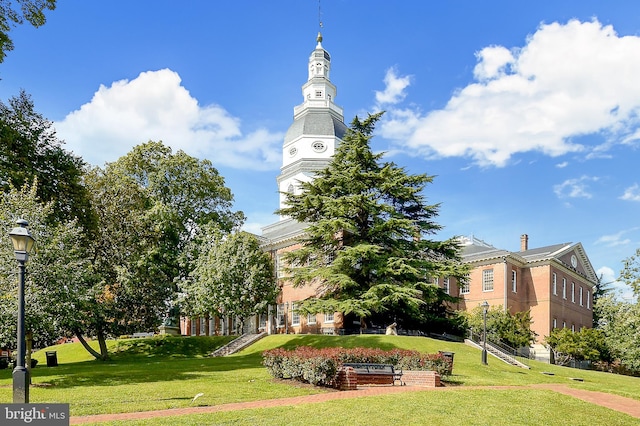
[401,370,441,387]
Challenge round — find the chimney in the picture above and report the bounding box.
[520,234,529,251]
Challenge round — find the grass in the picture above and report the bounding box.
[89,390,640,426]
[0,334,639,424]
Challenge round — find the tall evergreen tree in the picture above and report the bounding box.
[277,112,468,330]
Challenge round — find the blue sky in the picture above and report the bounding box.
[1,1,639,297]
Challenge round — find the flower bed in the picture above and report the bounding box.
[262,346,452,388]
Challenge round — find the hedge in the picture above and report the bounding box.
[262,346,452,387]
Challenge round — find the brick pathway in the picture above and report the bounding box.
[69,384,640,424]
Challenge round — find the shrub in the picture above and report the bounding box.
[262,346,452,388]
[0,358,8,370]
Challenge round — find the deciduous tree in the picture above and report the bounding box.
[594,293,640,372]
[0,182,90,353]
[0,90,94,232]
[181,226,277,333]
[461,305,536,349]
[0,0,56,63]
[72,142,243,359]
[544,327,608,366]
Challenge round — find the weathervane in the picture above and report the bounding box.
[318,0,323,30]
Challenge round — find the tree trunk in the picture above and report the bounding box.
[97,330,109,359]
[204,313,210,336]
[74,329,109,361]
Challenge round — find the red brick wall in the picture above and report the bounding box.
[399,370,441,387]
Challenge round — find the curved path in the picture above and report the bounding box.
[70,384,640,424]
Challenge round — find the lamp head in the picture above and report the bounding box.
[9,219,35,261]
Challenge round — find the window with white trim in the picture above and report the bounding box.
[460,281,470,295]
[579,287,583,306]
[443,277,450,295]
[562,278,567,299]
[587,290,591,310]
[552,273,557,295]
[291,303,300,326]
[307,313,317,325]
[276,304,285,328]
[571,324,575,332]
[324,312,334,323]
[552,318,557,329]
[563,321,566,328]
[482,269,494,292]
[571,282,575,303]
[511,270,517,293]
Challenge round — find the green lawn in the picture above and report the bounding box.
[90,390,639,426]
[0,334,638,425]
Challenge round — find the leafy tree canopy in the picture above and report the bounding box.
[0,182,90,351]
[619,247,640,301]
[0,90,94,232]
[277,112,468,328]
[594,293,640,372]
[461,305,537,349]
[71,142,243,359]
[181,225,278,329]
[544,327,609,366]
[0,0,56,63]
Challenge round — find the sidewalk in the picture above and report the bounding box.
[70,384,640,424]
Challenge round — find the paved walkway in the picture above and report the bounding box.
[70,383,640,424]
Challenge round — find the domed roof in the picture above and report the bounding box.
[284,111,348,145]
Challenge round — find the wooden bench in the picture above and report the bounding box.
[132,332,154,338]
[342,363,404,386]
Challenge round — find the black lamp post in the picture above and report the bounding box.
[480,300,489,365]
[9,219,35,403]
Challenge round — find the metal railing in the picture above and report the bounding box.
[467,330,531,368]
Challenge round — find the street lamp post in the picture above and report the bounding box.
[9,219,36,403]
[480,300,489,365]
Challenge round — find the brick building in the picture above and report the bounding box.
[181,34,598,357]
[441,234,597,359]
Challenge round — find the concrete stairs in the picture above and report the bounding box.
[210,332,267,357]
[465,339,530,369]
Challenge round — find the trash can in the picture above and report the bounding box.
[439,351,454,374]
[45,351,58,367]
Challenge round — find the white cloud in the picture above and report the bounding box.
[381,19,640,167]
[596,266,617,284]
[556,161,568,168]
[595,228,639,247]
[55,69,283,170]
[375,67,412,107]
[553,175,599,199]
[620,183,640,201]
[473,45,515,81]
